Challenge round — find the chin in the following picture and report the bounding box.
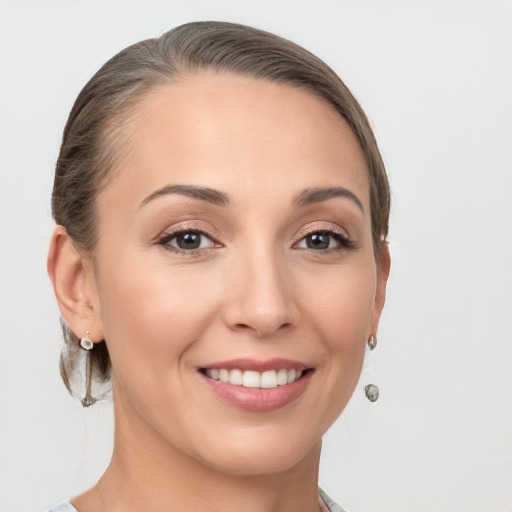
[187,423,322,476]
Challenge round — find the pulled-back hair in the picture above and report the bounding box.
[52,21,390,404]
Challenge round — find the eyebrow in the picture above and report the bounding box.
[139,184,363,213]
[294,187,364,213]
[139,184,230,208]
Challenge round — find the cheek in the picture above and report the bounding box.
[95,254,224,374]
[305,262,376,408]
[307,262,377,345]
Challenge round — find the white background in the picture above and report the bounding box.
[0,1,511,511]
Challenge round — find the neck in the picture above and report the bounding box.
[74,389,323,512]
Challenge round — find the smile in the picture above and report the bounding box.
[204,368,304,388]
[199,359,312,412]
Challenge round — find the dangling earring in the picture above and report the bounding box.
[79,331,95,407]
[365,335,379,402]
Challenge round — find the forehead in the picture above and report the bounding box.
[104,72,370,209]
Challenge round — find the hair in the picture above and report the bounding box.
[52,20,390,402]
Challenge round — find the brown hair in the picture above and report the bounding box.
[52,21,390,403]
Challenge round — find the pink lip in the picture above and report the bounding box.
[201,358,308,372]
[199,359,313,412]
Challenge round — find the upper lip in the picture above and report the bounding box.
[200,358,309,372]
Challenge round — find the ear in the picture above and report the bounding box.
[371,241,391,335]
[47,225,103,342]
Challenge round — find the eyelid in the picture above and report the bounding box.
[159,227,213,243]
[292,223,355,251]
[156,225,222,254]
[153,220,220,243]
[293,223,350,243]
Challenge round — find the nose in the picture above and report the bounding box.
[223,248,297,338]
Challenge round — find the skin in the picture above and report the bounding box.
[48,72,390,512]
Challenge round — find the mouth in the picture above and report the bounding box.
[200,367,307,388]
[198,359,313,412]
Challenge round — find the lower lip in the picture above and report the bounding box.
[201,371,312,412]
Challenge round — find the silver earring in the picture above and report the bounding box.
[80,331,93,350]
[79,331,95,407]
[365,383,379,402]
[365,335,379,402]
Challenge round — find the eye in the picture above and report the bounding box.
[294,229,353,251]
[158,228,218,253]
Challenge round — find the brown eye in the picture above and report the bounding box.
[159,229,217,252]
[294,229,354,251]
[305,232,331,249]
[174,232,202,250]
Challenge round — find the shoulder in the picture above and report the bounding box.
[48,502,77,512]
[319,488,350,512]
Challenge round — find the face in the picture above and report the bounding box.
[88,72,387,475]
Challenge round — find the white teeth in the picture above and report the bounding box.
[228,369,243,385]
[242,370,261,388]
[205,368,304,388]
[277,369,288,386]
[261,370,277,388]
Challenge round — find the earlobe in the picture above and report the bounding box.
[47,225,103,341]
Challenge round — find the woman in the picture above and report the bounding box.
[47,21,390,512]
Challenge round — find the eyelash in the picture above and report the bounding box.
[156,225,355,256]
[157,226,220,256]
[293,226,355,252]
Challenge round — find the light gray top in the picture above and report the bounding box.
[49,489,348,512]
[48,504,76,512]
[319,488,348,512]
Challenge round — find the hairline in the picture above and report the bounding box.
[94,66,369,208]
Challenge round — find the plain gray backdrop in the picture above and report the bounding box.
[0,1,511,511]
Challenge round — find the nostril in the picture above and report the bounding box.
[233,323,252,331]
[232,320,292,337]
